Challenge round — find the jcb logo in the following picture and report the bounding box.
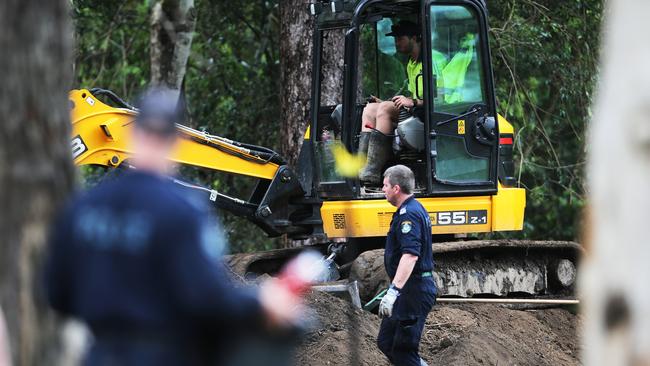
[71,135,88,159]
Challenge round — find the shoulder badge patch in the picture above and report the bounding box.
[401,220,412,234]
[399,207,407,215]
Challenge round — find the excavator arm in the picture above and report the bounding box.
[69,88,310,237]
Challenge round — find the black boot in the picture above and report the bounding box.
[359,131,392,184]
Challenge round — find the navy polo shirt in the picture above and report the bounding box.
[384,195,434,278]
[384,195,437,318]
[45,170,263,342]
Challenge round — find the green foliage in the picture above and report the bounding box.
[186,1,280,149]
[72,0,282,252]
[185,0,282,252]
[72,1,150,98]
[488,0,602,240]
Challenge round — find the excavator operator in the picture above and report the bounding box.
[359,20,423,185]
[358,19,475,186]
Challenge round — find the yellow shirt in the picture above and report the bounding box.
[406,51,448,99]
[406,58,423,98]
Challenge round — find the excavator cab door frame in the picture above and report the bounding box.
[422,0,499,195]
[309,17,359,200]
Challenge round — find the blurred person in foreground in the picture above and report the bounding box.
[45,88,302,366]
[377,165,436,366]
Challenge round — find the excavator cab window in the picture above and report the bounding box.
[315,28,347,188]
[359,19,408,101]
[427,3,496,188]
[430,5,486,113]
[356,16,432,192]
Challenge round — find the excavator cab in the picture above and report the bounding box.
[310,0,507,198]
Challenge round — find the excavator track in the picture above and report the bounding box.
[431,240,580,297]
[226,240,581,303]
[226,243,331,279]
[351,239,581,302]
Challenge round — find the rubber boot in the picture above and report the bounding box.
[359,130,392,184]
[358,131,370,156]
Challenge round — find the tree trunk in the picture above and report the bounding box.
[279,1,314,168]
[0,0,75,365]
[582,0,650,364]
[321,28,347,105]
[150,0,196,94]
[279,4,346,168]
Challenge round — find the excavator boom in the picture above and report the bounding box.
[70,88,308,236]
[71,88,281,179]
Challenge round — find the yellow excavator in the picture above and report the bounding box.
[69,0,579,302]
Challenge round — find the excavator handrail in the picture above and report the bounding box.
[175,124,285,166]
[89,88,137,110]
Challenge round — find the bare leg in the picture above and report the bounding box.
[362,103,379,132]
[375,101,399,134]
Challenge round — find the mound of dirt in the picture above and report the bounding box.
[297,291,580,366]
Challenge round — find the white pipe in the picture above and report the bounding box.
[436,298,579,305]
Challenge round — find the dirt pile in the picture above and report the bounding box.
[297,291,580,366]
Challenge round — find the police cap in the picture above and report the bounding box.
[135,88,183,136]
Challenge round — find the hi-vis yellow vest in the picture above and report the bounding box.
[441,33,475,103]
[406,35,474,104]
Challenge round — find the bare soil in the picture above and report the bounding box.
[296,291,580,366]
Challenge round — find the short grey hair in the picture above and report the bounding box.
[383,165,415,194]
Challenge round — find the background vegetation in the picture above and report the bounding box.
[71,0,602,251]
[489,0,602,239]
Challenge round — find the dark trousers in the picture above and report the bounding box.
[377,315,427,366]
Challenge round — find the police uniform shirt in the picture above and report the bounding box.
[384,195,436,318]
[45,170,264,341]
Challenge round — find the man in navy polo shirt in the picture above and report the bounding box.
[377,165,436,366]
